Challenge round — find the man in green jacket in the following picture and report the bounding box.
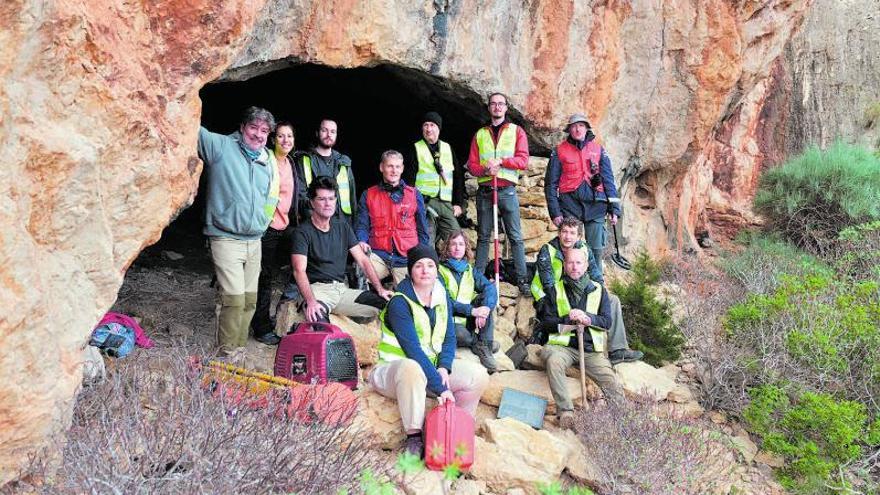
[197,106,278,357]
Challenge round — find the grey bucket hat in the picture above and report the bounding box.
[565,113,591,132]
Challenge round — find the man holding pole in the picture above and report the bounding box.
[544,114,622,280]
[532,248,625,429]
[467,92,530,295]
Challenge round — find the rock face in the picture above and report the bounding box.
[3,0,874,482]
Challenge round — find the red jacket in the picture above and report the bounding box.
[366,185,420,255]
[556,139,604,194]
[467,121,530,188]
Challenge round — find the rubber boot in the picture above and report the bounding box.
[240,292,258,347]
[218,293,245,355]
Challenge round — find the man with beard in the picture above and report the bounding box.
[534,248,626,429]
[295,118,357,224]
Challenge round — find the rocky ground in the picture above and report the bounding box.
[99,229,786,494]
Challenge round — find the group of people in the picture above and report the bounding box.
[196,92,644,454]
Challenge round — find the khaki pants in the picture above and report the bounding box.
[369,358,489,432]
[607,293,630,352]
[210,238,262,353]
[425,196,460,244]
[368,252,408,288]
[541,344,624,412]
[311,281,381,318]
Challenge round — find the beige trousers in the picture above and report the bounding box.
[368,252,408,288]
[541,344,625,411]
[369,358,489,432]
[210,238,261,352]
[311,281,380,318]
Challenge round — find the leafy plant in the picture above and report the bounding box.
[610,252,684,366]
[753,142,880,255]
[744,385,876,493]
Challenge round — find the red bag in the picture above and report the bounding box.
[274,322,359,389]
[424,401,475,472]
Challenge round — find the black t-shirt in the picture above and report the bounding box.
[291,218,357,283]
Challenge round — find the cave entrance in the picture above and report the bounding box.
[145,62,528,259]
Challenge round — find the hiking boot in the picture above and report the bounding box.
[517,282,531,297]
[472,342,498,373]
[609,348,644,365]
[558,410,577,430]
[254,332,281,346]
[403,434,424,458]
[491,340,501,353]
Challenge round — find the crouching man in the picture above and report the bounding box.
[534,248,626,429]
[369,245,489,456]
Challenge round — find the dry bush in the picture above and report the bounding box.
[9,350,390,495]
[575,396,730,495]
[663,255,752,412]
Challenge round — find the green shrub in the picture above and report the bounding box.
[720,232,831,295]
[610,252,684,367]
[744,385,872,493]
[724,273,880,409]
[834,221,880,282]
[753,142,880,255]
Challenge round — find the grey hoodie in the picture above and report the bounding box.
[198,127,275,240]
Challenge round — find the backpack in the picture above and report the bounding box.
[89,322,136,358]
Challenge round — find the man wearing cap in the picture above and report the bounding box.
[356,150,431,288]
[467,92,530,294]
[404,111,465,244]
[369,244,489,456]
[544,114,622,280]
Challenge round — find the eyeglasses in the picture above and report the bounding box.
[489,102,507,107]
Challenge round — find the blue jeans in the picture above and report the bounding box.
[475,186,527,283]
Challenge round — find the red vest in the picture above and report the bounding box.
[366,185,420,255]
[557,140,605,194]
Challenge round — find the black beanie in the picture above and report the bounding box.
[407,244,440,274]
[422,111,443,130]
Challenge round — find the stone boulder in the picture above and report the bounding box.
[352,387,405,450]
[615,361,678,401]
[330,314,381,367]
[456,348,515,373]
[471,417,574,494]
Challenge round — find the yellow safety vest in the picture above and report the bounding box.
[530,243,590,300]
[414,140,455,202]
[263,150,280,227]
[438,264,476,326]
[302,155,352,215]
[377,287,449,365]
[475,124,520,185]
[547,279,602,346]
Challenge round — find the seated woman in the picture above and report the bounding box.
[369,245,489,456]
[437,230,499,372]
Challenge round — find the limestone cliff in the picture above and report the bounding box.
[3,0,876,482]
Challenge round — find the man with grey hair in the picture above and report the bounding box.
[544,113,622,280]
[197,106,279,357]
[355,150,430,288]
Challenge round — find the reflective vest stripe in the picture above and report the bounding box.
[302,155,352,215]
[529,244,590,300]
[438,264,476,325]
[475,124,520,185]
[263,151,280,227]
[414,140,454,202]
[547,279,602,346]
[378,287,449,364]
